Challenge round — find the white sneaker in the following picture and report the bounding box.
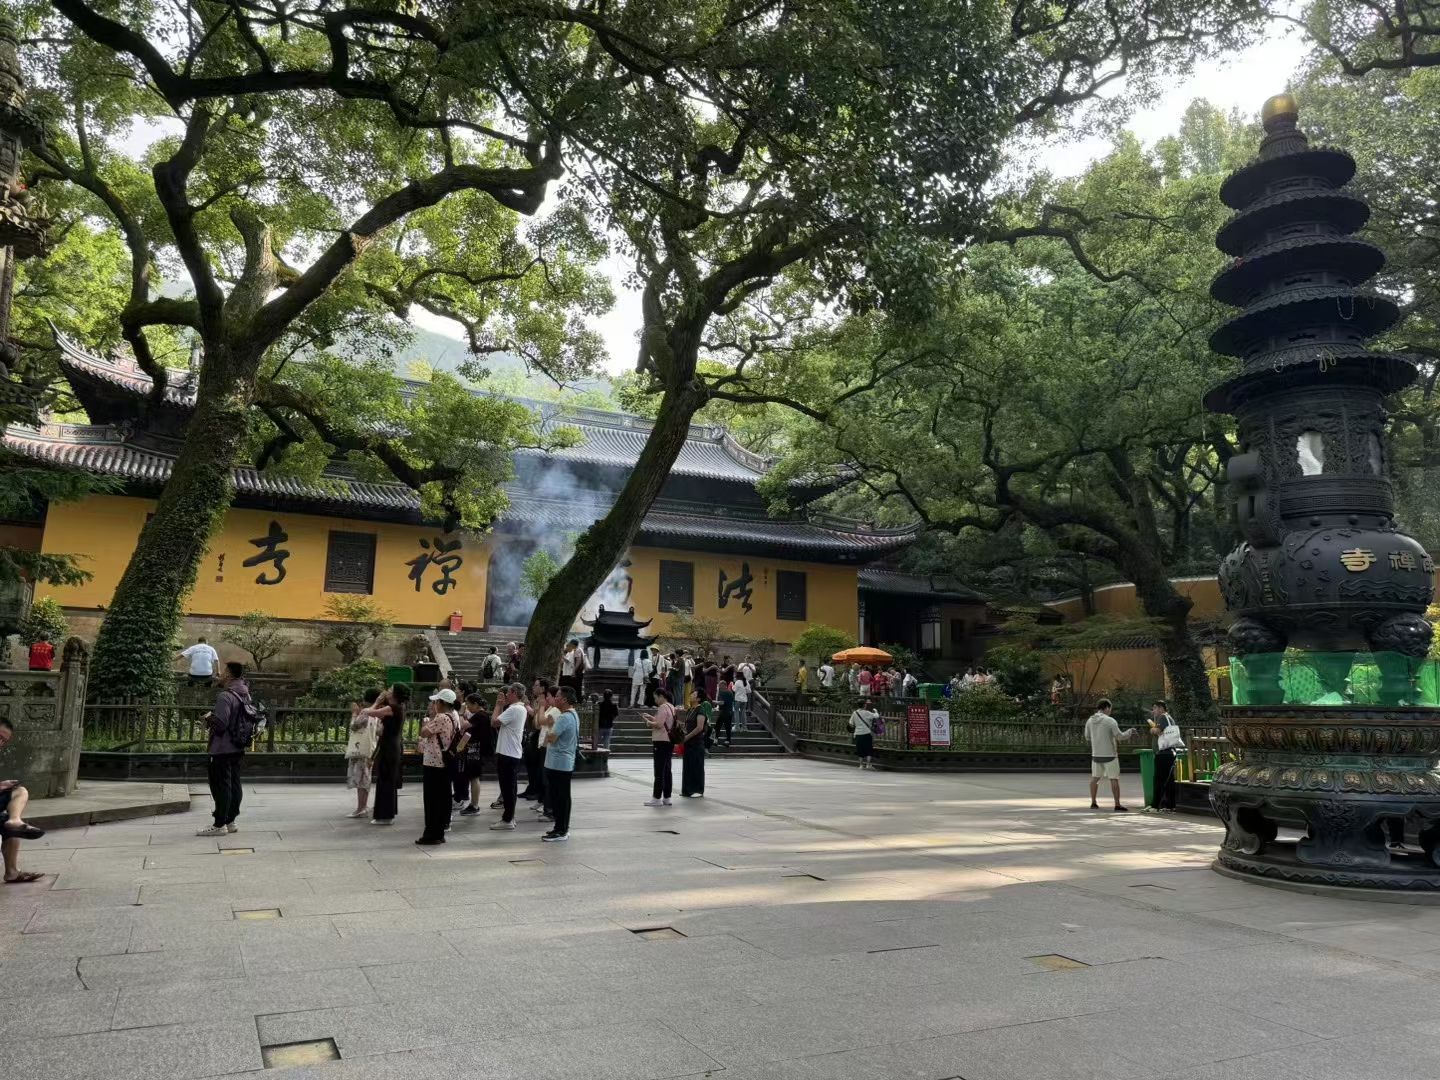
[371,819,393,826]
[226,824,238,833]
[644,799,662,807]
[347,808,367,818]
[490,821,516,831]
[661,798,672,806]
[196,825,227,837]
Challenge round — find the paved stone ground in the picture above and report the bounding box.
[5,759,1440,1080]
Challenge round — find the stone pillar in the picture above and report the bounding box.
[0,637,87,797]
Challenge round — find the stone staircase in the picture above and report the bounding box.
[436,627,526,679]
[606,706,787,757]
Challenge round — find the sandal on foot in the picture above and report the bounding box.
[1,822,44,840]
[3,870,44,884]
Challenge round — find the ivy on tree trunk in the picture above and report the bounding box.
[91,357,253,693]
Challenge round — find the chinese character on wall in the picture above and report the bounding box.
[406,536,464,595]
[243,521,291,585]
[718,562,755,613]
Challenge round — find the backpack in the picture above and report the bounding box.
[668,709,687,744]
[227,691,263,750]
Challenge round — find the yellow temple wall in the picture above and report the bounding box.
[627,546,859,644]
[37,496,490,626]
[35,497,859,645]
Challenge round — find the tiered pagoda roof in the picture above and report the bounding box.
[8,332,917,562]
[1204,94,1414,411]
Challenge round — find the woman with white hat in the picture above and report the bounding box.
[417,688,459,846]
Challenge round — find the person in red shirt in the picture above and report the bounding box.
[27,634,54,672]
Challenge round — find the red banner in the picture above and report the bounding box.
[907,703,930,748]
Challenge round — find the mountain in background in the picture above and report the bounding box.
[397,324,615,402]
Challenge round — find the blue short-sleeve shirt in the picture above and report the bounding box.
[545,709,580,772]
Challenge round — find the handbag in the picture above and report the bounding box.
[437,713,461,765]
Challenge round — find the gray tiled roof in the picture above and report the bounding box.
[3,422,916,558]
[55,332,199,408]
[54,331,773,482]
[858,567,986,601]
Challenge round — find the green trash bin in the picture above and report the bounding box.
[1138,748,1156,808]
[917,683,945,703]
[385,665,414,686]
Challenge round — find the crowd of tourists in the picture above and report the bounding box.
[0,633,1185,883]
[339,678,582,844]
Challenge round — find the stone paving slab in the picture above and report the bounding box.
[25,782,191,830]
[8,760,1440,1078]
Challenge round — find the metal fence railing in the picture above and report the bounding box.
[84,694,602,754]
[773,696,1225,757]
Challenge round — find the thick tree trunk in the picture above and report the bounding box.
[91,350,256,695]
[521,383,705,683]
[1130,564,1217,723]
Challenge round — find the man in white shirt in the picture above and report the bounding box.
[176,637,220,684]
[818,662,835,689]
[1084,699,1138,812]
[489,684,528,829]
[732,676,750,731]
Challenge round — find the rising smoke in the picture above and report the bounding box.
[485,458,635,633]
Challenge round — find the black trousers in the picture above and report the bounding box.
[496,754,520,822]
[681,739,705,796]
[421,766,451,841]
[451,756,469,803]
[545,767,572,836]
[652,741,673,799]
[1154,749,1178,810]
[521,734,547,800]
[208,753,244,826]
[717,713,733,745]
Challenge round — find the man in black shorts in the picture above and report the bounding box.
[0,718,46,884]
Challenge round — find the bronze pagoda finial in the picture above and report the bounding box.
[1260,92,1298,129]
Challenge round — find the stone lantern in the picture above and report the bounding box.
[1206,94,1440,892]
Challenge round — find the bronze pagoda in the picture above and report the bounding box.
[1207,94,1440,893]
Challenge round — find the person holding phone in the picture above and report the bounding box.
[345,691,380,818]
[365,684,409,826]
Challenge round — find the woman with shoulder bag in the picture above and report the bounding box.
[459,693,494,816]
[417,689,459,845]
[643,688,677,806]
[680,686,711,798]
[345,691,380,818]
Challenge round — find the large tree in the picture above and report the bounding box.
[762,112,1254,720]
[20,0,1277,691]
[18,0,610,691]
[510,0,1271,681]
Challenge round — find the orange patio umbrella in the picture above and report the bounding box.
[832,646,893,665]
